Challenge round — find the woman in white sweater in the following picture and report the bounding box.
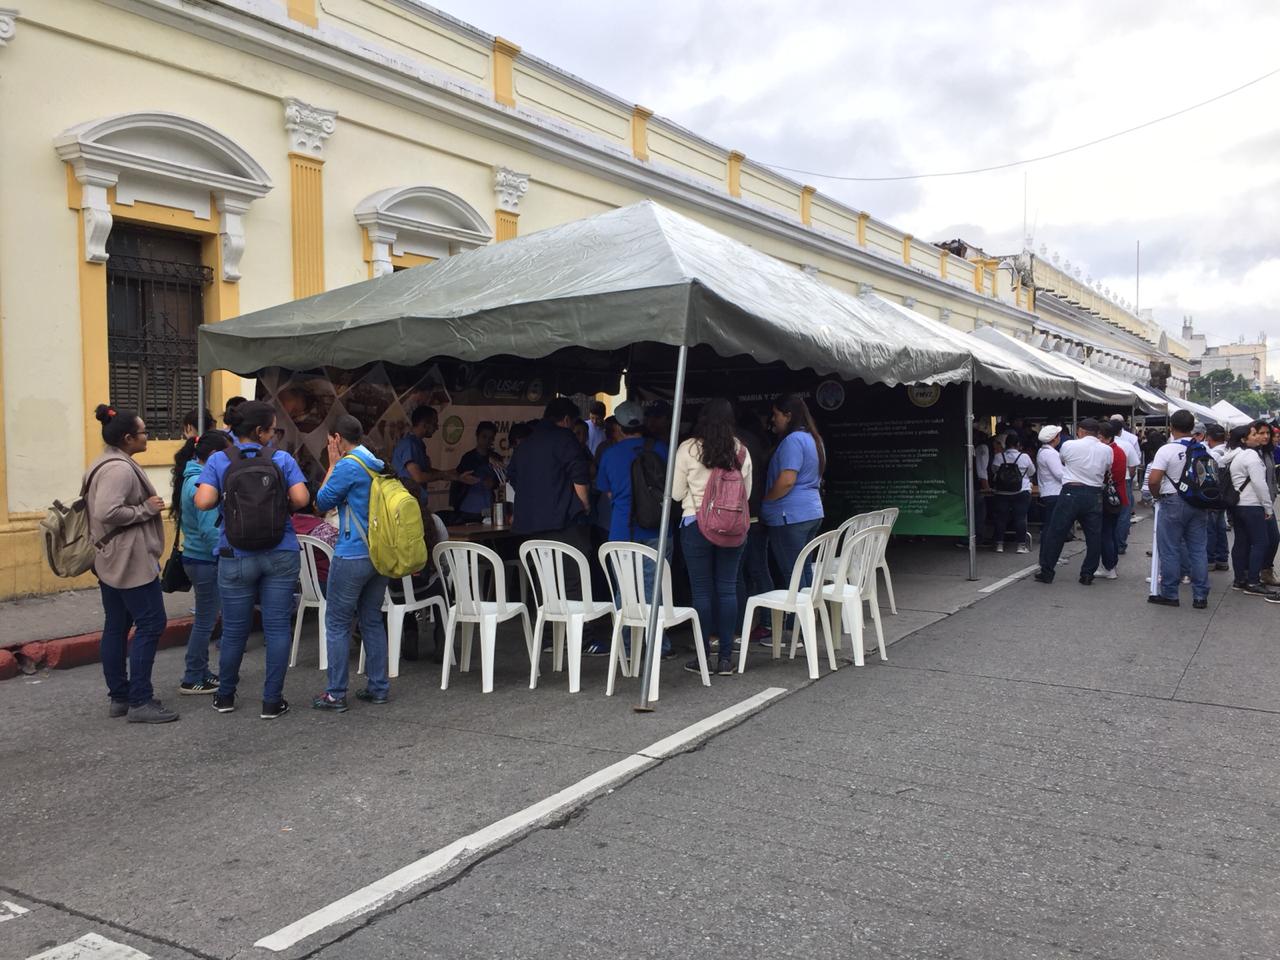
[1221,423,1276,595]
[671,399,752,677]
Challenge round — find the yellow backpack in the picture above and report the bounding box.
[343,455,427,579]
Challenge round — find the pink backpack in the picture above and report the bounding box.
[697,448,750,547]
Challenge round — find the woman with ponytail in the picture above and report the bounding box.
[85,404,176,724]
[763,394,826,592]
[176,430,230,694]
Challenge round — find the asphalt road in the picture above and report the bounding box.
[4,517,1278,959]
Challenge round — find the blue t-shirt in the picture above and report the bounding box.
[392,434,430,484]
[762,431,824,527]
[316,446,384,560]
[597,437,668,542]
[197,442,307,557]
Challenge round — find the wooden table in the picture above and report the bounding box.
[444,523,521,543]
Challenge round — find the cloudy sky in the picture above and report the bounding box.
[453,0,1278,352]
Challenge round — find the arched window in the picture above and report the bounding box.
[355,186,492,277]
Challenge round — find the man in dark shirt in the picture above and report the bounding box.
[507,397,592,597]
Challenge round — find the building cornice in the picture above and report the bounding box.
[95,0,1034,324]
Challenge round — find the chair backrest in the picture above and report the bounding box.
[297,535,334,604]
[598,541,674,623]
[830,524,891,594]
[434,541,507,615]
[875,507,900,532]
[782,529,841,604]
[519,540,594,614]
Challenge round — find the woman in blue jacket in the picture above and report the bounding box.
[312,415,392,712]
[171,430,230,694]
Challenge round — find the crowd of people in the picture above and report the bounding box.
[973,408,1280,608]
[81,391,830,724]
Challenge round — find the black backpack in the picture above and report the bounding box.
[629,439,667,531]
[991,453,1024,494]
[222,446,289,551]
[1216,463,1249,510]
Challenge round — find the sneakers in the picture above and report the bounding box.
[1180,575,1191,585]
[716,658,735,676]
[583,641,610,657]
[108,699,129,719]
[127,699,179,724]
[1241,582,1278,599]
[683,658,705,675]
[1147,595,1179,607]
[261,699,290,720]
[1262,569,1280,586]
[311,693,348,712]
[1213,562,1231,572]
[212,694,236,713]
[1192,597,1208,609]
[1100,568,1118,580]
[1079,574,1094,585]
[1016,545,1029,555]
[179,677,219,695]
[354,689,389,704]
[994,542,1004,553]
[1033,571,1053,584]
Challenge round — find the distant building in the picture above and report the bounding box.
[1183,318,1267,388]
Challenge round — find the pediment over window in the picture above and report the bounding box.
[355,186,492,276]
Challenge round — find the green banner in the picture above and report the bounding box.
[813,382,968,536]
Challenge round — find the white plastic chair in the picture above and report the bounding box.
[436,541,534,693]
[738,529,840,679]
[291,535,333,670]
[519,540,615,693]
[354,574,448,680]
[870,507,899,615]
[599,542,709,701]
[821,524,891,666]
[821,512,877,586]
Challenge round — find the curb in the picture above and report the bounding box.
[3,618,195,678]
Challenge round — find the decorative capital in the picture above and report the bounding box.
[902,296,917,309]
[283,98,337,155]
[0,8,16,47]
[493,36,521,59]
[493,165,529,212]
[939,309,953,323]
[633,104,654,120]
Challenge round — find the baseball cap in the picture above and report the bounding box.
[614,401,645,429]
[1109,414,1125,422]
[1038,425,1062,443]
[1192,421,1206,434]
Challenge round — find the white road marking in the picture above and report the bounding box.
[26,933,149,960]
[255,686,788,952]
[0,900,30,922]
[979,564,1040,593]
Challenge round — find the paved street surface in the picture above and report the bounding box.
[4,514,1278,959]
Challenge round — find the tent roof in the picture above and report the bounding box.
[1210,399,1254,427]
[860,296,1076,400]
[969,326,1158,410]
[199,201,977,387]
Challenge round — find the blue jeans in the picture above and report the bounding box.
[1114,479,1134,554]
[1206,509,1229,564]
[217,550,301,704]
[1038,485,1102,580]
[182,560,220,684]
[1100,510,1120,572]
[737,522,773,629]
[681,523,746,657]
[1231,505,1270,584]
[325,556,390,699]
[767,518,823,591]
[1157,496,1208,600]
[99,578,167,706]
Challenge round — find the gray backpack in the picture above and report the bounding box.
[40,462,126,578]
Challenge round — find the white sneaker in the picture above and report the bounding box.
[1102,567,1118,580]
[994,542,1004,553]
[1016,545,1029,554]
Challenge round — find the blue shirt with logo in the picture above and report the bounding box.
[597,437,668,542]
[197,442,307,557]
[762,430,824,527]
[316,445,385,560]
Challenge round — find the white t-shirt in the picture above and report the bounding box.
[1149,439,1194,497]
[1059,436,1114,487]
[1036,445,1064,498]
[990,450,1034,494]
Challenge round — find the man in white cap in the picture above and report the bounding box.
[1036,425,1064,530]
[1109,414,1142,557]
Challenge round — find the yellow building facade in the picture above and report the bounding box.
[0,0,1050,599]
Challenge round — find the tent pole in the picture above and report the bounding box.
[1072,395,1078,432]
[965,373,977,581]
[197,376,206,435]
[635,343,688,713]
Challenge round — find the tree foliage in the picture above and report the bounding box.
[1189,367,1280,416]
